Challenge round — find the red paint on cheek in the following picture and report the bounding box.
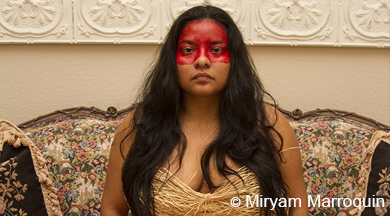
[176,20,230,65]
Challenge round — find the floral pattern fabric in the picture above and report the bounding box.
[0,157,28,216]
[374,166,390,215]
[24,114,124,216]
[23,114,379,215]
[355,136,390,216]
[290,116,377,216]
[1,119,61,216]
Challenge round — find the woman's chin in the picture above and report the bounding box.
[183,89,222,98]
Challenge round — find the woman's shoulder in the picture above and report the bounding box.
[263,103,286,127]
[262,103,298,150]
[113,110,137,157]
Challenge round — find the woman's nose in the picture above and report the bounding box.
[194,52,211,68]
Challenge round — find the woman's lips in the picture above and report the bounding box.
[192,73,213,80]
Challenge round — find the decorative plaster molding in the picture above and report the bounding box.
[73,0,160,43]
[0,0,72,42]
[163,0,249,41]
[249,0,338,46]
[167,0,243,22]
[339,0,390,47]
[267,1,323,27]
[0,0,388,47]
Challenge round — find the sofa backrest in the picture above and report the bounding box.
[23,113,124,215]
[290,116,375,214]
[20,106,389,215]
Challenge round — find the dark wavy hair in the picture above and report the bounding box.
[121,5,287,216]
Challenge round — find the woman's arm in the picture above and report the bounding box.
[265,105,309,216]
[101,114,134,216]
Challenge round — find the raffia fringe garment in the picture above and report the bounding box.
[152,166,262,215]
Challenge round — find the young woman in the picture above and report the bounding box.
[101,5,308,216]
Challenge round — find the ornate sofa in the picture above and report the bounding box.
[1,106,389,216]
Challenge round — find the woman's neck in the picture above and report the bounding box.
[180,94,221,126]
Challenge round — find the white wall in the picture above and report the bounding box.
[1,44,389,126]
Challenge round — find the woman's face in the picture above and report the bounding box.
[176,20,230,98]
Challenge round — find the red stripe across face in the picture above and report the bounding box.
[176,20,230,65]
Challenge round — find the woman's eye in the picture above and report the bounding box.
[211,48,223,54]
[182,48,193,54]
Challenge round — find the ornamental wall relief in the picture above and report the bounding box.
[74,0,159,42]
[0,0,388,47]
[166,0,243,24]
[164,0,248,40]
[340,0,389,46]
[3,0,57,25]
[251,0,337,45]
[0,0,71,41]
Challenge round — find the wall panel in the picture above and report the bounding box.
[0,0,388,47]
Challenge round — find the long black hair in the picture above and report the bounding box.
[121,5,287,216]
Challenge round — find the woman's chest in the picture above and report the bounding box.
[152,165,261,215]
[161,137,242,193]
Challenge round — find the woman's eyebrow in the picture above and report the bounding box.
[178,40,194,46]
[178,40,227,46]
[210,41,227,45]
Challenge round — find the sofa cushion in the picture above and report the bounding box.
[351,131,390,215]
[0,120,61,216]
[24,114,125,215]
[289,116,377,216]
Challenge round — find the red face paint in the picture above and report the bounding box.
[176,20,230,65]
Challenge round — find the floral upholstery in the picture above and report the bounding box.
[0,120,61,216]
[289,116,377,216]
[351,131,390,216]
[23,113,380,216]
[24,114,124,216]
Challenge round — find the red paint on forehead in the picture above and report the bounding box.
[176,20,230,65]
